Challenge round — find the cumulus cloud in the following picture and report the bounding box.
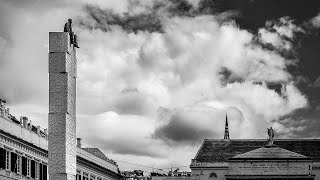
[75,10,307,146]
[153,107,221,145]
[310,13,320,28]
[153,105,245,144]
[258,17,303,51]
[0,0,311,171]
[77,112,166,157]
[76,110,203,171]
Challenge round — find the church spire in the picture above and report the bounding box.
[224,113,230,139]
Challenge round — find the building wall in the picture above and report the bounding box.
[228,161,312,176]
[313,162,320,180]
[152,176,196,180]
[76,163,119,180]
[191,162,228,180]
[0,146,48,180]
[0,116,48,150]
[76,148,118,173]
[192,168,227,180]
[0,170,33,180]
[0,125,120,180]
[191,162,320,180]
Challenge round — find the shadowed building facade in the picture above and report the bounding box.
[0,100,121,180]
[190,121,320,180]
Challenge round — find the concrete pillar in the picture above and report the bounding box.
[22,117,28,128]
[48,32,77,180]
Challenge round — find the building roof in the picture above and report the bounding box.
[83,148,116,164]
[83,148,108,159]
[193,139,320,163]
[229,146,310,160]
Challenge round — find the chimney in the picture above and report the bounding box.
[0,99,6,106]
[77,138,82,148]
[22,116,28,128]
[28,120,32,130]
[20,117,23,126]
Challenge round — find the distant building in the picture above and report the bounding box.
[151,169,193,180]
[122,170,149,180]
[168,169,192,177]
[190,116,320,180]
[0,99,122,180]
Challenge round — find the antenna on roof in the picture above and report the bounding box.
[224,113,230,140]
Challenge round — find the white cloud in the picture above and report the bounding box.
[73,14,308,146]
[72,13,309,168]
[310,13,320,28]
[0,0,309,172]
[258,17,303,51]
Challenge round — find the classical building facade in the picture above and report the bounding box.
[190,118,320,180]
[0,99,121,180]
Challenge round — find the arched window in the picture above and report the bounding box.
[209,172,217,178]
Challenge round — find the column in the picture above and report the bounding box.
[48,32,77,180]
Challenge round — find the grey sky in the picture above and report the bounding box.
[1,0,320,172]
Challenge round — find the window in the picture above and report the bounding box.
[10,152,17,172]
[40,163,43,180]
[6,150,10,170]
[22,157,27,176]
[76,169,82,180]
[83,172,89,180]
[0,148,6,169]
[43,164,47,180]
[31,160,35,178]
[209,172,217,178]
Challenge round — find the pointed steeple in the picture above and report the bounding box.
[224,113,230,139]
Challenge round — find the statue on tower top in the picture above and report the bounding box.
[64,19,79,48]
[266,127,276,147]
[268,127,274,141]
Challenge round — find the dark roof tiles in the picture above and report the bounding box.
[194,139,320,162]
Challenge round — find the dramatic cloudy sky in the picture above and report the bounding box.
[1,0,320,173]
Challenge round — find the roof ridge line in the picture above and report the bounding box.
[205,139,320,141]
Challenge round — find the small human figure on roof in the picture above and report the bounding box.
[64,19,79,48]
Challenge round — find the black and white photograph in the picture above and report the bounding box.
[0,0,320,179]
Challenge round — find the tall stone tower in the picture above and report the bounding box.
[48,31,77,179]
